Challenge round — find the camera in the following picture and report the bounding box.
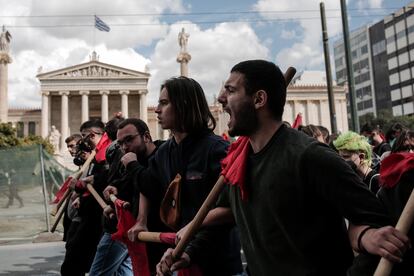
[73,137,94,166]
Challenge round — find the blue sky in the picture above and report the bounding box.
[1,0,413,107]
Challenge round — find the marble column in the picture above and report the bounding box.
[100,90,109,122]
[79,90,89,123]
[59,91,70,151]
[0,53,12,123]
[41,91,50,138]
[120,90,129,118]
[139,91,148,123]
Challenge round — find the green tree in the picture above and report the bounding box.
[0,123,54,154]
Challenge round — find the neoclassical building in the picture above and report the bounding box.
[37,52,149,149]
[283,71,349,133]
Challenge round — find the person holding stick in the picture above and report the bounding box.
[128,76,243,275]
[61,119,111,276]
[158,60,411,276]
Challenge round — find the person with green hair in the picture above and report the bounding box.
[334,131,380,193]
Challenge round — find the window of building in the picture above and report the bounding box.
[390,72,399,85]
[398,52,409,66]
[403,102,414,115]
[385,26,395,39]
[352,50,358,59]
[372,40,386,56]
[402,85,413,98]
[387,41,396,54]
[360,45,368,55]
[391,88,401,101]
[388,57,398,70]
[28,122,36,136]
[16,122,24,138]
[334,45,344,55]
[335,57,343,67]
[397,37,408,49]
[355,72,370,85]
[401,68,411,82]
[393,105,403,116]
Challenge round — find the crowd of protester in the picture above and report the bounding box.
[53,59,414,276]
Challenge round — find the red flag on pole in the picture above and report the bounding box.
[51,176,72,204]
[220,136,250,200]
[380,153,414,188]
[292,113,303,129]
[111,198,151,276]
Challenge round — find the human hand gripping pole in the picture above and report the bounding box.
[374,187,414,276]
[171,67,297,261]
[108,194,176,244]
[50,150,97,216]
[50,150,97,232]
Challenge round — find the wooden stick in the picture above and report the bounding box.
[50,188,71,216]
[51,195,70,233]
[172,67,297,260]
[374,187,414,276]
[138,232,166,243]
[51,150,96,211]
[109,194,131,209]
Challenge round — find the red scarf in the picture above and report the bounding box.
[380,152,414,188]
[221,136,250,200]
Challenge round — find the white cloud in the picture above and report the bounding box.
[147,22,269,105]
[254,0,343,70]
[5,0,270,109]
[4,0,186,108]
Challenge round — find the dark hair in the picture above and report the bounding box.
[317,125,330,143]
[118,118,150,138]
[231,60,286,120]
[65,133,82,144]
[360,123,373,135]
[105,114,125,141]
[391,130,414,153]
[300,124,323,140]
[80,119,105,132]
[161,76,216,133]
[385,122,407,142]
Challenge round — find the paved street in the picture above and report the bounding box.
[0,242,64,276]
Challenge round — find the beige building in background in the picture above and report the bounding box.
[37,52,149,151]
[284,71,349,133]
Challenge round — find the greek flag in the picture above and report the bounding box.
[95,15,110,32]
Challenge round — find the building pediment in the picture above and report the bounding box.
[37,60,150,80]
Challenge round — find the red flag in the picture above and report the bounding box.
[51,176,72,204]
[111,198,150,276]
[292,113,302,129]
[95,132,111,163]
[220,136,250,200]
[380,153,414,188]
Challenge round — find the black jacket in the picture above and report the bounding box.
[138,130,243,275]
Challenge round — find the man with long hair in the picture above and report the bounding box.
[128,77,243,275]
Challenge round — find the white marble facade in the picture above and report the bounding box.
[37,53,150,151]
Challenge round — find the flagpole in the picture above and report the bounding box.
[93,14,96,50]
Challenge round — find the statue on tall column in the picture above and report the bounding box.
[0,26,12,53]
[48,125,61,153]
[178,28,189,53]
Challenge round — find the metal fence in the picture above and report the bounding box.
[0,145,73,242]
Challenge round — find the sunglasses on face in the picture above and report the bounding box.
[117,134,139,146]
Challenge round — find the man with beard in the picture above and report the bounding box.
[65,134,82,157]
[157,60,410,276]
[90,118,162,275]
[127,76,243,275]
